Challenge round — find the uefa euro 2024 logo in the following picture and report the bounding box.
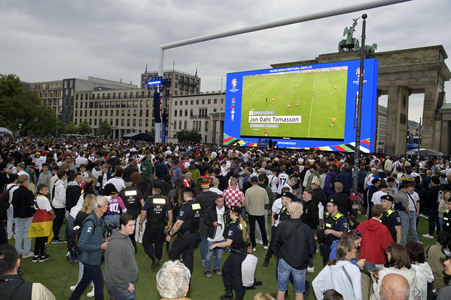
[230,79,239,93]
[356,67,365,78]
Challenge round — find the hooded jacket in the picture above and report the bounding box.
[104,229,139,291]
[312,260,362,300]
[52,179,67,209]
[66,181,81,212]
[356,218,393,265]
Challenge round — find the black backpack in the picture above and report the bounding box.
[0,185,14,210]
[329,174,339,190]
[67,216,95,264]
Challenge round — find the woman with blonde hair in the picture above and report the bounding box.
[210,206,248,300]
[253,292,275,300]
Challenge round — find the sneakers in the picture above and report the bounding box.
[87,287,95,298]
[252,247,257,252]
[32,255,39,263]
[51,238,66,244]
[263,257,270,267]
[307,266,315,273]
[422,233,434,239]
[256,239,263,245]
[22,252,34,259]
[39,255,50,262]
[263,245,269,250]
[204,271,213,278]
[213,269,222,276]
[151,256,160,270]
[70,285,77,291]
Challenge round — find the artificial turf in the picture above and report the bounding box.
[14,214,435,300]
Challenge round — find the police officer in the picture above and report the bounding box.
[166,187,201,274]
[139,182,173,270]
[263,191,294,267]
[120,177,145,253]
[320,198,348,266]
[210,206,247,300]
[381,194,402,243]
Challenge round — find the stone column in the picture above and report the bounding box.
[422,85,440,151]
[212,120,217,144]
[385,86,410,154]
[219,120,224,145]
[440,120,450,155]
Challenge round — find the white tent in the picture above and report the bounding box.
[406,148,443,156]
[0,127,12,135]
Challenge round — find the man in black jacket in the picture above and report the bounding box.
[202,194,230,277]
[423,176,443,239]
[273,201,316,300]
[0,244,55,299]
[301,190,319,273]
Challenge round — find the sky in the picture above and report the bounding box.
[1,0,450,123]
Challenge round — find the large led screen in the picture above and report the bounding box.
[223,59,378,152]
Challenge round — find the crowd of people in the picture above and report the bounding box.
[1,135,451,299]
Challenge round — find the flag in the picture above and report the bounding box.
[28,210,54,244]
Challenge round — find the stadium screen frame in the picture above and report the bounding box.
[223,58,378,153]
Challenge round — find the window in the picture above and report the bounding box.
[174,110,177,117]
[174,101,177,106]
[185,101,188,105]
[191,100,193,105]
[208,99,211,104]
[196,100,199,105]
[214,99,217,104]
[221,98,224,104]
[202,100,205,104]
[185,110,187,117]
[174,122,177,130]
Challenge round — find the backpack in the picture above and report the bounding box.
[67,216,95,264]
[0,185,14,210]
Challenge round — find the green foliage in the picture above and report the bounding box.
[176,129,202,143]
[78,120,92,135]
[99,120,112,138]
[64,122,78,134]
[0,73,60,135]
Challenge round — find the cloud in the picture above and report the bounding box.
[0,0,449,121]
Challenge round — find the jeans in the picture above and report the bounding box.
[204,240,224,271]
[75,262,94,288]
[105,281,135,300]
[104,214,120,228]
[6,204,14,236]
[399,210,419,245]
[428,209,440,236]
[14,217,33,255]
[277,258,306,294]
[52,207,65,240]
[200,236,207,261]
[70,263,104,300]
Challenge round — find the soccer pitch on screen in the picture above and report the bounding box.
[240,67,347,140]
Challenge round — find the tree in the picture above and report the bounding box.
[99,120,112,138]
[176,129,202,143]
[78,120,92,136]
[0,73,60,135]
[64,122,78,134]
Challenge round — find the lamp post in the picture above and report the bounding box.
[353,13,367,209]
[417,117,422,156]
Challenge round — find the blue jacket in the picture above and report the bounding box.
[79,212,104,265]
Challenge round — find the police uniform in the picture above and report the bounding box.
[142,193,172,263]
[443,209,451,232]
[120,185,144,252]
[321,203,348,266]
[168,198,201,274]
[221,206,247,300]
[381,208,401,243]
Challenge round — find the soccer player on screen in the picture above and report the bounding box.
[271,97,275,104]
[287,104,290,110]
[266,97,268,104]
[296,100,299,106]
[284,91,287,96]
[334,85,337,91]
[264,130,267,137]
[331,116,336,127]
[312,89,315,96]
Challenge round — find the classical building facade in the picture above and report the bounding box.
[169,91,225,144]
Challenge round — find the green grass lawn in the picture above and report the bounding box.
[240,69,347,140]
[14,214,434,300]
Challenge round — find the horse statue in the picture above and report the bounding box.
[365,43,378,54]
[338,17,360,52]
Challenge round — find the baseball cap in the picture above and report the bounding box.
[311,177,321,186]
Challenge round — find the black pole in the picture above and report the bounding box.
[353,13,367,207]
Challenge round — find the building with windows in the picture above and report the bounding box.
[27,77,136,123]
[376,105,387,153]
[141,70,201,97]
[170,91,225,144]
[73,88,154,139]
